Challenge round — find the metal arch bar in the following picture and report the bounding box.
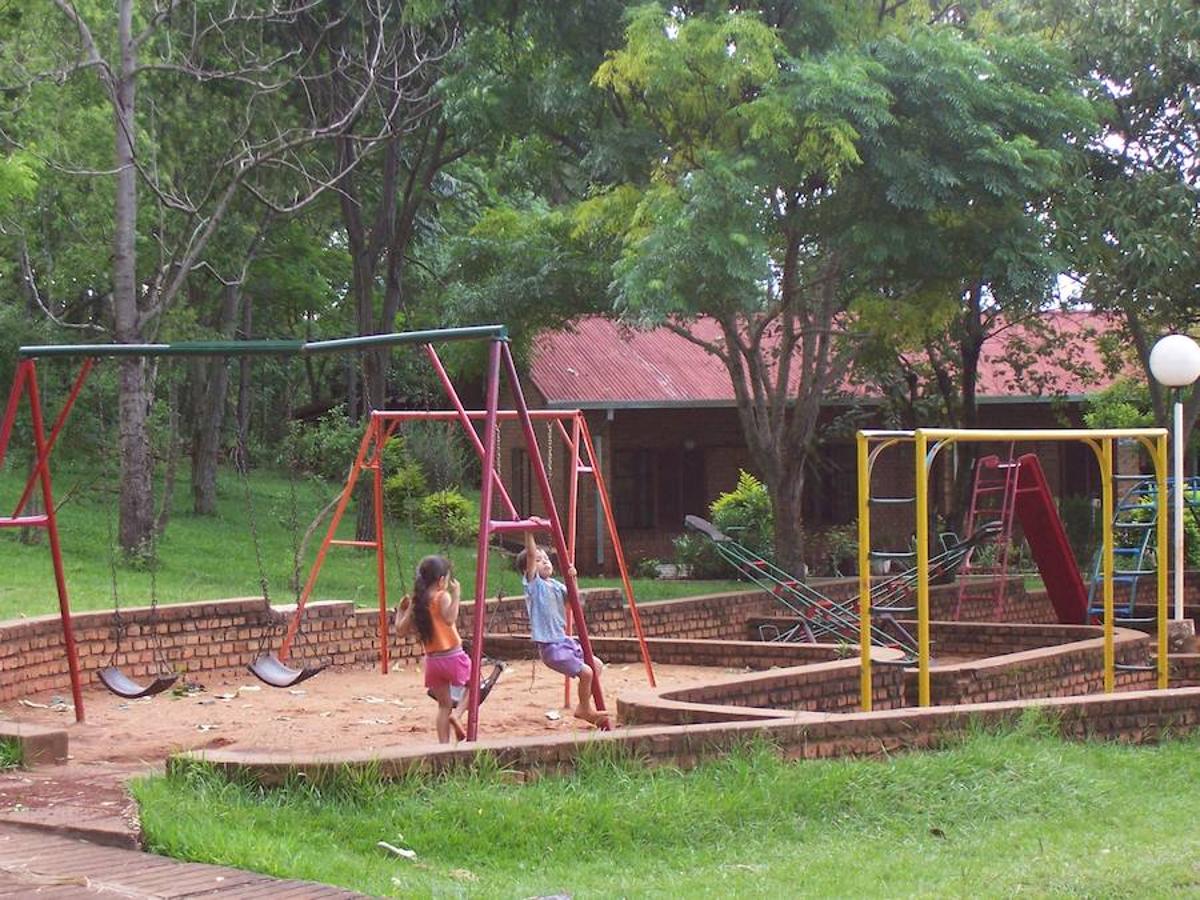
[18,325,509,360]
[303,326,507,354]
[20,340,304,359]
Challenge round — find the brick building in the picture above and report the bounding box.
[498,312,1133,574]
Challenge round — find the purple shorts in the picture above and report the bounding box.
[538,638,585,677]
[424,648,471,691]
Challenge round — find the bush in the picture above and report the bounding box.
[673,470,774,579]
[287,412,361,481]
[414,489,477,545]
[1120,490,1200,567]
[633,557,662,579]
[401,422,477,492]
[814,523,858,576]
[710,470,773,556]
[672,532,731,579]
[383,461,428,518]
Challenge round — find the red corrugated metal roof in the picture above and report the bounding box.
[530,312,1128,407]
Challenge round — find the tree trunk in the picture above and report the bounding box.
[112,0,154,554]
[772,460,808,577]
[191,284,240,514]
[947,285,986,536]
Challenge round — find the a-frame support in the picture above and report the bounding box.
[283,337,649,740]
[0,358,93,722]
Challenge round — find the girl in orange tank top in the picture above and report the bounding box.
[394,555,470,744]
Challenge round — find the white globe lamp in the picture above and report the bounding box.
[1149,334,1200,387]
[1149,334,1200,622]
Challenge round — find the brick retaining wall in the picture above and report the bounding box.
[182,687,1200,784]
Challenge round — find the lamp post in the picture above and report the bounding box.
[1148,334,1200,621]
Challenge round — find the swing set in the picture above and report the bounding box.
[1,325,650,738]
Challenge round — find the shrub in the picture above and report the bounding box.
[633,557,662,579]
[414,489,477,545]
[383,461,428,518]
[815,523,858,576]
[674,470,774,579]
[1120,490,1200,567]
[401,421,478,492]
[287,412,361,481]
[672,532,730,579]
[710,470,773,556]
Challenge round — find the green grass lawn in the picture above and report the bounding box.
[0,461,743,619]
[135,720,1200,898]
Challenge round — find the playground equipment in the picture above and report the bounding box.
[281,399,658,694]
[684,514,997,658]
[952,452,1090,626]
[954,452,1021,619]
[1085,474,1200,622]
[857,428,1169,712]
[0,326,632,738]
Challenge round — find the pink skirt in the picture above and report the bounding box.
[424,648,471,690]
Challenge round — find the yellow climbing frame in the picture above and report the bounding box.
[855,427,1169,711]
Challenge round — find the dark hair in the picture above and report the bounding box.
[411,555,451,644]
[515,544,549,574]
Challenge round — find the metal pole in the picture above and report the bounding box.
[856,431,872,712]
[1174,395,1185,621]
[1102,438,1115,692]
[371,422,389,674]
[26,364,85,722]
[465,339,503,741]
[915,430,931,706]
[1156,431,1170,688]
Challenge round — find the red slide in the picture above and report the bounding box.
[1014,453,1088,624]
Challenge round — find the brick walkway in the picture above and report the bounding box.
[0,824,369,898]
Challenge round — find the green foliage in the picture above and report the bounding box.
[816,523,858,577]
[0,150,39,215]
[399,422,477,493]
[0,738,22,770]
[287,413,359,482]
[675,470,774,578]
[1120,491,1200,568]
[382,461,428,519]
[1083,379,1154,429]
[710,470,773,555]
[413,488,477,546]
[1058,494,1099,569]
[632,556,661,579]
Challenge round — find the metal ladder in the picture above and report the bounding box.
[954,452,1021,620]
[1084,475,1200,621]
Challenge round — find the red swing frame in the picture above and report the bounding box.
[281,341,656,740]
[2,327,646,737]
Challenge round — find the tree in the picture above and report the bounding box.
[845,21,1095,525]
[0,1,435,551]
[589,3,1089,571]
[1028,0,1200,437]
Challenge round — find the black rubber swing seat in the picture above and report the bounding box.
[247,652,326,688]
[97,666,179,699]
[437,659,507,708]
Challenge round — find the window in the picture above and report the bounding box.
[613,447,706,530]
[613,449,655,529]
[511,447,533,515]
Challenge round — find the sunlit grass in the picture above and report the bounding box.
[135,721,1200,897]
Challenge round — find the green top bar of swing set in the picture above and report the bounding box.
[17,324,508,359]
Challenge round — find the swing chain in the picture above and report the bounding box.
[239,458,272,604]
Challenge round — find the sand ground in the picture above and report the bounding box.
[0,658,736,764]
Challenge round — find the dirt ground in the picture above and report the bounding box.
[0,659,734,766]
